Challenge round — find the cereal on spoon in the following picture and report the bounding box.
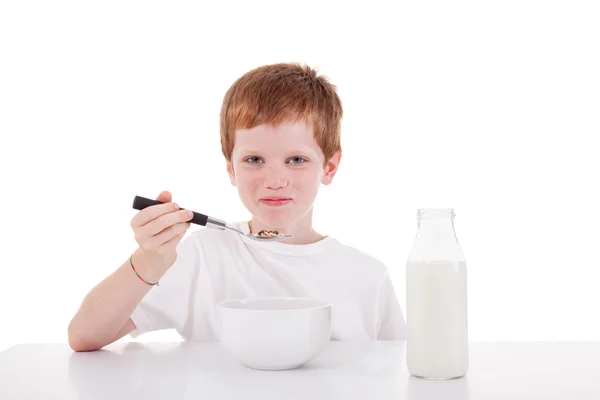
[257,230,285,238]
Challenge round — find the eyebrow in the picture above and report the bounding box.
[235,146,317,159]
[237,149,264,154]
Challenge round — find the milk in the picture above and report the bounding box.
[406,260,469,379]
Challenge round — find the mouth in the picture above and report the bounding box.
[259,197,292,207]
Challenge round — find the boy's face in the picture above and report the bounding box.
[227,120,340,230]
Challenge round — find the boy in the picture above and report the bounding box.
[68,63,406,352]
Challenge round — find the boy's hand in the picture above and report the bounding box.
[129,191,194,271]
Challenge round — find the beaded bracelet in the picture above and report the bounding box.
[130,254,159,286]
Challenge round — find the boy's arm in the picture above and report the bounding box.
[67,249,169,352]
[112,318,136,343]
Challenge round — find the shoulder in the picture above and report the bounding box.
[178,225,248,258]
[170,227,230,265]
[328,240,391,278]
[184,226,237,247]
[163,227,238,280]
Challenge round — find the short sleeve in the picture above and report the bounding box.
[377,275,407,340]
[129,233,199,338]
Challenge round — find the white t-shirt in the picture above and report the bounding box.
[129,221,407,341]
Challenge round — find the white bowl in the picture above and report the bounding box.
[216,297,333,370]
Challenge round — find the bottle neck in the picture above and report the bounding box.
[408,209,465,262]
[417,217,457,240]
[417,209,457,238]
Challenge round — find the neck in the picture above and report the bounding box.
[249,209,325,245]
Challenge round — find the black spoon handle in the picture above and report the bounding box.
[132,195,209,226]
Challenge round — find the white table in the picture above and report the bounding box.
[1,341,599,399]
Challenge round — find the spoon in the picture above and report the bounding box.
[132,196,291,242]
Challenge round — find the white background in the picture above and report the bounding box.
[1,0,599,352]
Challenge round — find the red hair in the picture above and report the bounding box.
[220,63,343,166]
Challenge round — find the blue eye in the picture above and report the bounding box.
[288,157,307,165]
[246,156,262,164]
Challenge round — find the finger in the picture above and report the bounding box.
[161,231,185,250]
[156,191,172,203]
[131,201,179,228]
[141,209,192,238]
[153,222,190,246]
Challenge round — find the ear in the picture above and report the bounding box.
[226,160,237,186]
[321,149,342,185]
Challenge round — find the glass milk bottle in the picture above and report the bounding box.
[406,209,469,379]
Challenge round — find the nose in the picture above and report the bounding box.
[263,164,289,190]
